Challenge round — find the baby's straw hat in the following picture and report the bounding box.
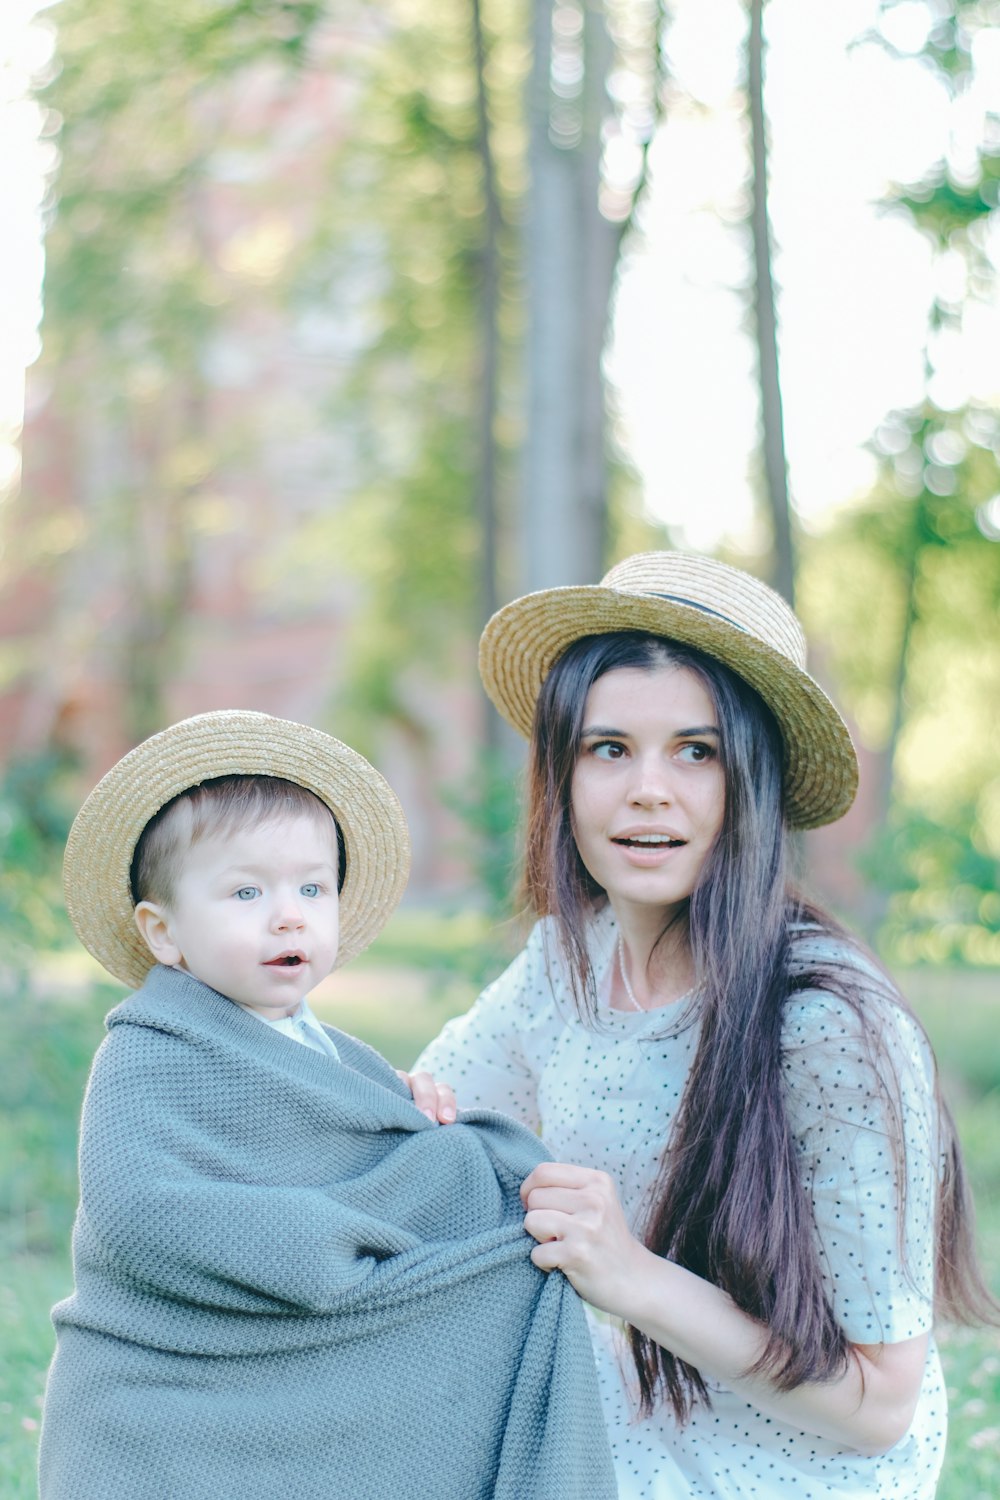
[479,551,858,830]
[63,709,411,990]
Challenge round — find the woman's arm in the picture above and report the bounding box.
[521,1162,928,1456]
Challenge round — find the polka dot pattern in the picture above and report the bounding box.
[415,909,947,1498]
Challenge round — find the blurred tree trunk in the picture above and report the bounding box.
[874,500,923,816]
[748,0,795,606]
[521,0,619,592]
[119,389,202,744]
[857,491,923,937]
[471,0,504,747]
[578,0,619,581]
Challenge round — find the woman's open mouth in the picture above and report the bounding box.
[612,835,685,849]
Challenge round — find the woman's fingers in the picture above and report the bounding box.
[523,1185,604,1217]
[520,1160,606,1204]
[520,1162,646,1312]
[523,1207,571,1244]
[397,1069,458,1124]
[529,1238,568,1272]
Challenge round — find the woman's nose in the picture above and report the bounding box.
[627,757,672,806]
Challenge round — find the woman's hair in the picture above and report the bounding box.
[130,775,345,908]
[523,629,994,1420]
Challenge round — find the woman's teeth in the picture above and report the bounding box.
[616,835,683,847]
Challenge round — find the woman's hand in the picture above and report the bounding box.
[523,1161,927,1456]
[396,1069,457,1124]
[520,1161,647,1314]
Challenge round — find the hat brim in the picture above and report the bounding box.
[63,710,411,989]
[479,586,858,831]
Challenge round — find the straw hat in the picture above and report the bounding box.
[63,710,411,989]
[479,551,858,830]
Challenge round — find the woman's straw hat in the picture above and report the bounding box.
[479,551,858,830]
[63,710,411,989]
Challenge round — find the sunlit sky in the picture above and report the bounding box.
[610,0,1000,550]
[1,0,999,549]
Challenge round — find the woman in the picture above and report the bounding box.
[409,552,993,1498]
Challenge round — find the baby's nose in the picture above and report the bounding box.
[273,898,306,928]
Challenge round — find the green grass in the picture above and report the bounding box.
[4,948,999,1494]
[0,1257,70,1499]
[891,967,1000,1494]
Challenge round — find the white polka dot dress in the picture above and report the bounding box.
[415,907,947,1499]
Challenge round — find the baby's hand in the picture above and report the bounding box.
[397,1069,457,1124]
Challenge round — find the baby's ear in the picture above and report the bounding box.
[134,902,183,966]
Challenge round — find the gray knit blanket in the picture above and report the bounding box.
[40,965,615,1500]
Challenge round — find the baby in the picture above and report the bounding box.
[39,710,614,1500]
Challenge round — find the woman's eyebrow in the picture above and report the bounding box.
[580,723,720,738]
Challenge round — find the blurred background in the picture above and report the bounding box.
[1,0,998,1493]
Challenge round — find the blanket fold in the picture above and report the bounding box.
[40,965,615,1500]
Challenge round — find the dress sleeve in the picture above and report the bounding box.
[413,923,562,1133]
[782,987,939,1347]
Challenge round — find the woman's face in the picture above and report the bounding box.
[570,664,726,927]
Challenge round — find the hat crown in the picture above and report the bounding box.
[600,552,807,670]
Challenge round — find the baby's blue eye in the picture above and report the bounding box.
[235,886,259,901]
[300,882,320,898]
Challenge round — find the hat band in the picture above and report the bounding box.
[645,592,749,633]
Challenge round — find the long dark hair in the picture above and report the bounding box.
[523,630,994,1420]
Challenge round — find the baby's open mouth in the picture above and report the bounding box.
[266,954,304,967]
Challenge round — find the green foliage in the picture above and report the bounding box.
[0,1253,75,1499]
[359,906,515,995]
[799,405,1000,959]
[894,162,1000,242]
[41,0,328,357]
[284,414,483,743]
[864,805,1000,967]
[0,979,113,1258]
[440,745,524,919]
[801,407,1000,749]
[801,7,1000,959]
[280,0,529,733]
[876,1,1000,299]
[877,0,989,88]
[0,753,76,974]
[937,1311,1000,1496]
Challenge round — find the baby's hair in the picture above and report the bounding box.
[130,775,345,908]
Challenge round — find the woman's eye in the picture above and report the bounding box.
[235,886,259,901]
[678,742,713,763]
[590,740,626,761]
[300,882,320,898]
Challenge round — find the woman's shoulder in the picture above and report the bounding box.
[785,925,915,1017]
[781,925,935,1097]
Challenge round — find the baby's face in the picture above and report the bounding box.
[139,812,340,1017]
